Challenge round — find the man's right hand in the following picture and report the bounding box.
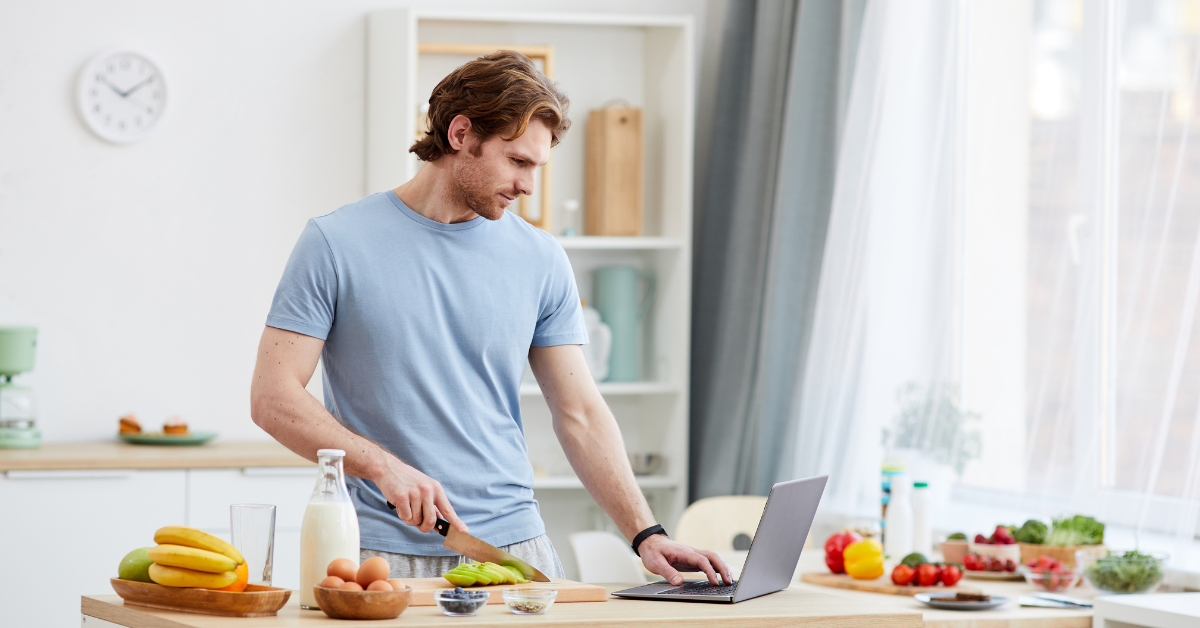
[377,461,468,534]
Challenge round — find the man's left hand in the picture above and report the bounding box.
[637,534,732,586]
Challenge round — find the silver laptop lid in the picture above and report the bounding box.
[732,475,828,602]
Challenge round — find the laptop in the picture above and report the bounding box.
[612,474,828,603]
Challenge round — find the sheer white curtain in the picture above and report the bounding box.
[790,0,1200,583]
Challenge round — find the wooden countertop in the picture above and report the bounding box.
[0,441,312,471]
[82,584,922,627]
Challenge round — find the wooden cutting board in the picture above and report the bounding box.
[800,572,981,596]
[398,577,607,606]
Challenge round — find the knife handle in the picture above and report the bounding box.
[385,501,450,537]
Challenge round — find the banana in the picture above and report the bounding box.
[148,563,237,588]
[149,544,237,574]
[153,526,245,565]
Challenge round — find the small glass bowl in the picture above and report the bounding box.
[1077,550,1167,595]
[433,589,490,616]
[501,587,557,614]
[1020,566,1081,591]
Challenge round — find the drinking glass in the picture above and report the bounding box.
[231,503,276,587]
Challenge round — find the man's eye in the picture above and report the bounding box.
[511,158,526,166]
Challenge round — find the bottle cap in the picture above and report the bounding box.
[913,482,928,488]
[316,448,346,458]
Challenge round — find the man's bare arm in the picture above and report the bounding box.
[528,344,730,585]
[250,326,466,533]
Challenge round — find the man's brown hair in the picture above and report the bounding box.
[410,50,570,162]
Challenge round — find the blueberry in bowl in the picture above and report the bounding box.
[434,587,490,616]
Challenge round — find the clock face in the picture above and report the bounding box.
[77,49,167,143]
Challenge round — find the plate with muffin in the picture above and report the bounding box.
[118,414,217,445]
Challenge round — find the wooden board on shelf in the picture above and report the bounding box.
[109,579,291,617]
[800,572,981,597]
[397,577,607,605]
[586,107,644,236]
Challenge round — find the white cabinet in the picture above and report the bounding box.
[0,469,186,628]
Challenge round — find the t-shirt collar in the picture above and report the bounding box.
[388,190,486,231]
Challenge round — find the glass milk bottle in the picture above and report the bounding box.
[884,473,913,560]
[299,449,360,610]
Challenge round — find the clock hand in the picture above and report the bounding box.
[121,75,155,98]
[99,76,125,96]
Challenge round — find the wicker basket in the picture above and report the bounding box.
[1018,542,1105,568]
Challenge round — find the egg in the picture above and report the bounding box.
[366,580,394,592]
[356,556,391,587]
[327,558,358,583]
[387,578,406,591]
[318,576,344,589]
[338,581,364,592]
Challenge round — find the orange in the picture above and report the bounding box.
[212,562,249,592]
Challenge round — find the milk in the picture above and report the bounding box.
[299,501,360,609]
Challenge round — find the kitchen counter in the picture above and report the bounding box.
[82,585,922,627]
[0,440,311,471]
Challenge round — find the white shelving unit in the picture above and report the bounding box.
[367,9,694,581]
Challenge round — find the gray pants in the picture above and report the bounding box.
[361,534,565,579]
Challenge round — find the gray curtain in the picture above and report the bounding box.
[690,0,863,499]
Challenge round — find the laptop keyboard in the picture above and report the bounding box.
[658,581,738,596]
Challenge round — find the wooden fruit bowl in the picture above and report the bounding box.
[110,579,291,617]
[313,585,412,620]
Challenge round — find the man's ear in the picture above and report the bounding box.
[446,115,473,151]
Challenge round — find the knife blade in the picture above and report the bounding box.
[385,501,550,582]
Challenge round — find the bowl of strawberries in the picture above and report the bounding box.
[1021,555,1080,591]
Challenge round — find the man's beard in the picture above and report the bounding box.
[452,149,512,221]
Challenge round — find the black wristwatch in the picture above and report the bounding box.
[631,524,668,557]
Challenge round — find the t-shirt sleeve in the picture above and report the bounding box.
[265,219,338,340]
[532,244,589,347]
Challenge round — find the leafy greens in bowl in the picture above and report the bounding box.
[1047,515,1105,546]
[1078,550,1166,595]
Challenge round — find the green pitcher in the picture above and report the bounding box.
[593,266,655,382]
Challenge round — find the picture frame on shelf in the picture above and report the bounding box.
[416,42,556,232]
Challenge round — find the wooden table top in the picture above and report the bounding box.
[780,553,1095,628]
[0,440,311,471]
[82,584,922,627]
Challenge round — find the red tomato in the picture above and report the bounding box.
[962,553,979,571]
[823,531,862,574]
[891,564,915,586]
[916,563,941,587]
[940,565,963,587]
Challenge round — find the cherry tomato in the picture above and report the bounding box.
[891,564,915,586]
[940,564,963,587]
[916,563,941,587]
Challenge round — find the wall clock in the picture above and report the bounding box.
[76,49,168,144]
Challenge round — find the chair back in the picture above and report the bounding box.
[673,495,769,552]
[568,531,648,583]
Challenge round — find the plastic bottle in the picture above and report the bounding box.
[911,481,931,556]
[884,473,913,560]
[299,449,360,610]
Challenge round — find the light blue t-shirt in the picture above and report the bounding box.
[266,190,587,555]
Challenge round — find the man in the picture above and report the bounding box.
[251,51,729,585]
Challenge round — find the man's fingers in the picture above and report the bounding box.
[434,491,469,533]
[394,498,414,523]
[699,549,732,584]
[688,551,719,585]
[418,487,437,533]
[646,553,684,586]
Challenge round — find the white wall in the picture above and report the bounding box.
[0,0,708,443]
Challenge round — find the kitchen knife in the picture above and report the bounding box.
[1032,592,1092,608]
[386,501,550,582]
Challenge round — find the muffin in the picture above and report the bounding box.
[162,416,189,435]
[118,414,142,434]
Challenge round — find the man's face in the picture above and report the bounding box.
[451,120,552,221]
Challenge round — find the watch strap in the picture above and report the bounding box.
[631,524,668,557]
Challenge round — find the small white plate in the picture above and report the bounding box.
[915,592,1010,611]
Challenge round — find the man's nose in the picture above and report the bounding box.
[514,172,534,197]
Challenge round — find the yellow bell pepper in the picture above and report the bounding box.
[843,539,884,580]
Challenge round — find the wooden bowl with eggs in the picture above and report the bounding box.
[315,556,412,620]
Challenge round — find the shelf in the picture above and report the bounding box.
[555,236,684,250]
[520,381,680,396]
[533,475,679,489]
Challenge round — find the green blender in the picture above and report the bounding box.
[0,326,40,449]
